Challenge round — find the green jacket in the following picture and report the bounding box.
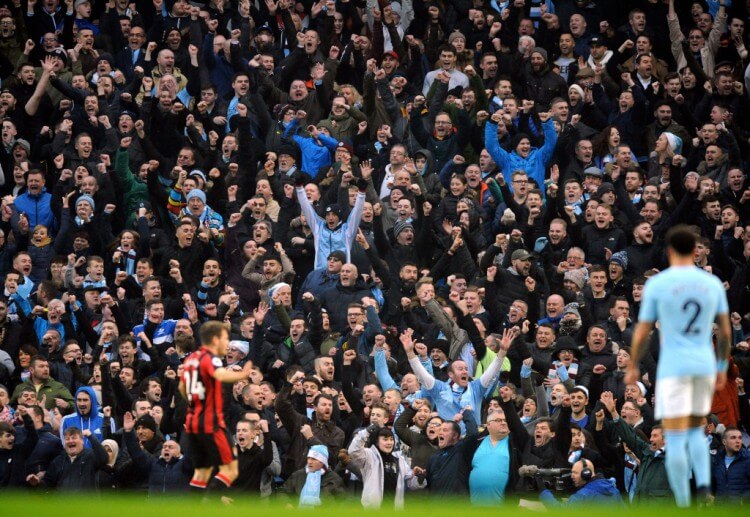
[610,417,672,502]
[11,377,74,410]
[114,147,149,227]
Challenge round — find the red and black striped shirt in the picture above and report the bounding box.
[183,347,226,434]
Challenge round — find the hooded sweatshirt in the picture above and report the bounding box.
[60,386,113,448]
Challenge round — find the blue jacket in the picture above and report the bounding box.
[484,119,557,196]
[60,386,112,448]
[133,319,178,356]
[712,448,750,499]
[13,189,57,234]
[541,476,623,506]
[297,267,339,305]
[285,119,339,176]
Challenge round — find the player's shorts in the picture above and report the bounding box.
[655,375,715,420]
[187,429,235,468]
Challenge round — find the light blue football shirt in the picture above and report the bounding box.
[638,265,728,380]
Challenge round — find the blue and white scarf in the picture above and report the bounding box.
[299,467,324,507]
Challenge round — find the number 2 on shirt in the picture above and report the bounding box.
[681,300,702,336]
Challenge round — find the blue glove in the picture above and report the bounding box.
[557,365,570,382]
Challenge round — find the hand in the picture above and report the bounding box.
[254,301,269,325]
[123,411,135,432]
[300,424,313,440]
[593,364,607,375]
[400,328,415,356]
[525,276,536,292]
[600,391,617,413]
[498,328,514,352]
[342,349,357,365]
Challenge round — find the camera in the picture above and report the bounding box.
[518,465,574,492]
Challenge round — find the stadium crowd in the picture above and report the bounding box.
[1,0,750,507]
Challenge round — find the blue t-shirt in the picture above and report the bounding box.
[638,266,728,379]
[469,436,510,505]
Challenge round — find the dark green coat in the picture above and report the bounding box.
[610,418,672,502]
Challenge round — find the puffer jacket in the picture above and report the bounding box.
[712,447,750,500]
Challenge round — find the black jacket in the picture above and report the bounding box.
[42,434,109,491]
[123,430,191,495]
[0,415,37,487]
[426,409,478,495]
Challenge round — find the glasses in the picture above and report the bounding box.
[512,179,528,184]
[427,422,442,427]
[488,418,507,424]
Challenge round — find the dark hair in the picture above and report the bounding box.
[29,355,47,368]
[139,376,161,395]
[666,225,697,256]
[313,393,333,406]
[145,298,164,310]
[63,427,83,438]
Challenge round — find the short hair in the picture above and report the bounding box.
[63,427,83,438]
[535,417,554,429]
[145,298,164,310]
[438,44,456,55]
[444,421,461,437]
[131,397,152,411]
[723,426,741,439]
[236,418,257,430]
[666,225,697,256]
[313,393,333,406]
[0,421,14,435]
[199,321,229,344]
[371,402,390,416]
[30,355,48,368]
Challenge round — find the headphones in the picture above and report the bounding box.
[580,459,594,481]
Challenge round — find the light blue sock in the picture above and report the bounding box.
[665,429,691,507]
[687,426,711,489]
